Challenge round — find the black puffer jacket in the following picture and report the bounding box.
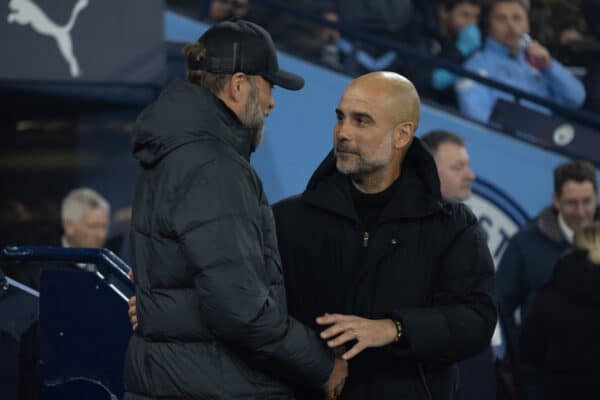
[273,139,497,400]
[123,80,333,399]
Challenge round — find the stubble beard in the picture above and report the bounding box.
[335,132,394,179]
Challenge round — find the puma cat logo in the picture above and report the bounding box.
[8,0,89,77]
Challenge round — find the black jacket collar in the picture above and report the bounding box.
[133,80,256,167]
[302,138,444,222]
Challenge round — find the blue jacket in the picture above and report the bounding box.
[456,37,586,122]
[495,206,569,359]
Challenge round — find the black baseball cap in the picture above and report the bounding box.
[187,19,304,90]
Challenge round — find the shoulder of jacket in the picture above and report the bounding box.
[441,201,478,227]
[178,140,251,173]
[272,194,303,216]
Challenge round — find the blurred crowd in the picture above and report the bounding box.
[177,0,600,118]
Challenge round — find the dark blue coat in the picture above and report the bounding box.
[496,206,571,358]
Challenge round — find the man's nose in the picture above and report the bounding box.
[466,168,476,181]
[268,93,275,111]
[575,202,587,217]
[334,121,351,142]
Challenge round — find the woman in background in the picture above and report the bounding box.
[520,221,600,400]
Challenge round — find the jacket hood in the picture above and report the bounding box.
[132,80,256,167]
[302,137,443,221]
[552,249,600,305]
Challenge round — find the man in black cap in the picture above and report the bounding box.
[123,19,347,400]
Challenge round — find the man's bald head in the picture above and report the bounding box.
[333,72,422,193]
[345,72,421,132]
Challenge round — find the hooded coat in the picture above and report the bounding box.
[123,80,333,400]
[272,139,497,400]
[520,249,600,400]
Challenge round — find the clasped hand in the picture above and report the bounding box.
[316,313,398,361]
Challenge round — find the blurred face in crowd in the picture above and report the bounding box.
[63,207,109,248]
[239,75,274,148]
[434,142,476,201]
[488,1,529,53]
[440,2,481,38]
[209,0,249,22]
[553,180,597,231]
[318,12,341,43]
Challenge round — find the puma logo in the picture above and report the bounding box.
[8,0,89,77]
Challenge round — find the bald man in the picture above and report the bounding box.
[272,72,496,400]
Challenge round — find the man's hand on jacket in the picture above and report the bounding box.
[317,314,398,360]
[323,355,347,399]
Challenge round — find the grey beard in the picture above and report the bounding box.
[252,125,265,149]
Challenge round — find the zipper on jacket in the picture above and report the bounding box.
[362,231,369,248]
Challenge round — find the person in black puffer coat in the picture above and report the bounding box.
[123,19,346,400]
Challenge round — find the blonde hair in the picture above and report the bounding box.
[574,222,600,264]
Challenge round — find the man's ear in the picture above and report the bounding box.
[63,220,75,238]
[552,192,560,211]
[393,121,415,150]
[228,72,246,102]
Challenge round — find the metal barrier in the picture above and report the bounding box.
[0,246,134,400]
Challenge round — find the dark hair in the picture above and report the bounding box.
[482,0,528,31]
[554,160,598,196]
[439,0,482,11]
[182,42,230,93]
[421,130,465,154]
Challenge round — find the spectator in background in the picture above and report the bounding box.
[421,130,476,202]
[429,0,482,106]
[3,187,115,290]
[206,0,249,22]
[520,221,600,400]
[316,10,343,70]
[496,160,599,397]
[61,187,110,250]
[422,130,498,400]
[456,0,586,123]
